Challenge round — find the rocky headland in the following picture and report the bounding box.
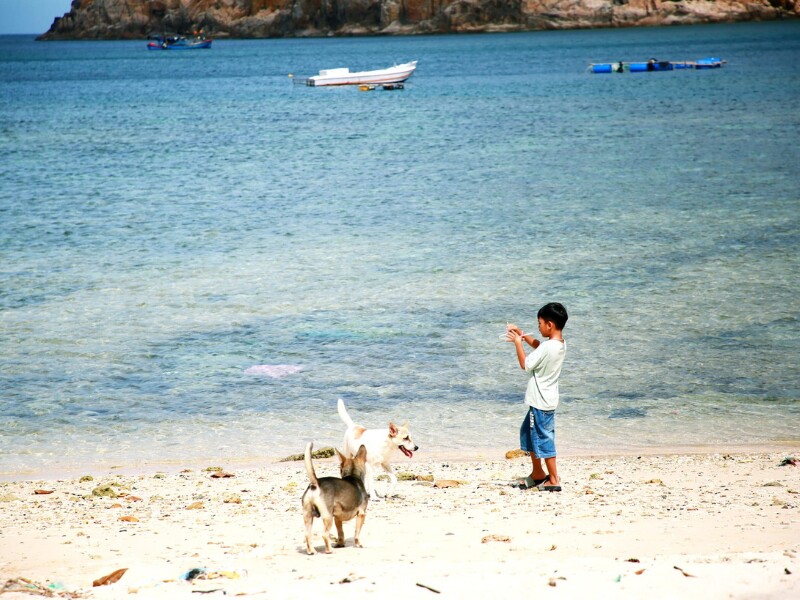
[38,0,800,40]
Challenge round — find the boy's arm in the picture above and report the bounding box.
[514,336,545,371]
[522,334,540,349]
[508,331,536,370]
[507,327,541,369]
[511,333,527,369]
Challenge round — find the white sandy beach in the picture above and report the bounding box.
[1,450,798,599]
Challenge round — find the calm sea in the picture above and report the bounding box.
[1,22,798,479]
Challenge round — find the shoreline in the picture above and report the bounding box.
[1,449,797,599]
[2,441,798,483]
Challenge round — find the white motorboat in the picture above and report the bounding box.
[306,61,417,87]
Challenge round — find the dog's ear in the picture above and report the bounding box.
[335,448,346,464]
[355,445,367,461]
[389,422,398,437]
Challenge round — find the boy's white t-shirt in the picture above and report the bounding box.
[524,339,566,411]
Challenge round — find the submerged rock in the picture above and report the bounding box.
[280,447,335,462]
[608,407,648,419]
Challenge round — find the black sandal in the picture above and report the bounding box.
[517,475,548,489]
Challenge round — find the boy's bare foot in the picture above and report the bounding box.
[540,477,561,492]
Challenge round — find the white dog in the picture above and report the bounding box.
[337,398,418,499]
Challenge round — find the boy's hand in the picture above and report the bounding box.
[505,323,541,349]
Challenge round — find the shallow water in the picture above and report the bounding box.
[1,22,798,478]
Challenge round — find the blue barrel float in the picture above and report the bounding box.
[695,57,724,69]
[590,58,725,73]
[629,60,674,72]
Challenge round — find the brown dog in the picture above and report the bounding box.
[301,441,368,555]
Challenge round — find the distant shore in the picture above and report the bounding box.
[1,449,797,599]
[35,0,800,41]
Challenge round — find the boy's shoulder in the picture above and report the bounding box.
[542,338,566,353]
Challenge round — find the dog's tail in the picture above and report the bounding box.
[337,398,355,429]
[304,441,319,488]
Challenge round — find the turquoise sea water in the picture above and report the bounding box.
[1,22,798,478]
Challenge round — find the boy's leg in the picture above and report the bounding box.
[529,453,548,481]
[520,410,547,486]
[532,408,559,487]
[543,456,559,486]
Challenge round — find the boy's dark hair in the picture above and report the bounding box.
[538,302,568,330]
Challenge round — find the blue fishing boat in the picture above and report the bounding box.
[147,35,213,50]
[589,58,725,73]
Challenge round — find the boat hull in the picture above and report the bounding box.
[147,39,212,50]
[307,61,417,87]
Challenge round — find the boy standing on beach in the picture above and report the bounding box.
[506,302,568,492]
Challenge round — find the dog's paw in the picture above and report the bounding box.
[306,548,316,556]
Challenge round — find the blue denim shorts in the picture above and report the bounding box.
[520,407,556,459]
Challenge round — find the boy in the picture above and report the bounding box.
[506,302,568,492]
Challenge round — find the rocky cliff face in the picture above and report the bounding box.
[38,0,800,40]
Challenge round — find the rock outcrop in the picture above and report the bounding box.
[38,0,799,40]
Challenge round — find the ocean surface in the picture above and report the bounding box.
[1,22,798,479]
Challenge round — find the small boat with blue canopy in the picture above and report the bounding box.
[147,34,213,50]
